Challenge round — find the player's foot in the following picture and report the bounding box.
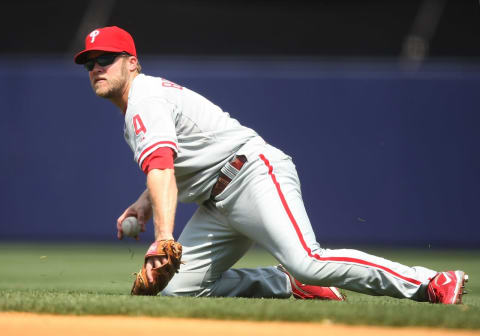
[277,264,345,301]
[426,270,468,304]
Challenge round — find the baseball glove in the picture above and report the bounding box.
[131,239,182,296]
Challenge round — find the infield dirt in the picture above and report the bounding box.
[1,312,479,336]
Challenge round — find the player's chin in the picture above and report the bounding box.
[94,90,109,98]
[90,80,106,95]
[93,86,113,98]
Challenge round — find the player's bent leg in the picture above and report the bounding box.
[161,203,251,297]
[161,202,291,298]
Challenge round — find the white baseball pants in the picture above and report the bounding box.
[162,140,437,300]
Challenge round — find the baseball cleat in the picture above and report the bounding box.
[427,270,468,304]
[277,264,345,301]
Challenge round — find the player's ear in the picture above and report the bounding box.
[127,55,139,72]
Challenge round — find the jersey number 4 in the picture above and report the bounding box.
[133,114,147,135]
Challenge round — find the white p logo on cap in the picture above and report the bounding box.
[89,30,100,43]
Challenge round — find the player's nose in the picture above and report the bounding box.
[92,62,104,72]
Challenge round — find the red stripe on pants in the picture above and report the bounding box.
[258,154,421,286]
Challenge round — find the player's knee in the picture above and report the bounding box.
[161,280,197,297]
[160,284,178,297]
[160,272,207,297]
[286,267,313,284]
[281,257,330,286]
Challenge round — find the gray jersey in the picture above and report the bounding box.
[124,74,260,203]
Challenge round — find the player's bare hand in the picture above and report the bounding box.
[145,256,168,283]
[116,190,152,240]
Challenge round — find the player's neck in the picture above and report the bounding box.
[111,72,138,115]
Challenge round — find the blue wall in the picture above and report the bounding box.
[1,57,479,247]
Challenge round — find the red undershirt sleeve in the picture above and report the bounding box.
[141,147,175,174]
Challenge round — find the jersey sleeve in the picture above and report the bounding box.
[124,97,178,169]
[141,147,175,174]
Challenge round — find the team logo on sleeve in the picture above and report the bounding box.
[133,114,147,135]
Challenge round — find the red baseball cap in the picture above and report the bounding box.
[74,26,137,64]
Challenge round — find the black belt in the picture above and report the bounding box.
[210,155,247,200]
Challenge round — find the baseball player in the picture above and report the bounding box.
[74,26,468,304]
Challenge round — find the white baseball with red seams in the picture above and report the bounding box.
[123,74,438,300]
[121,216,140,238]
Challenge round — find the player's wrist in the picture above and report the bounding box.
[140,189,152,204]
[155,232,174,241]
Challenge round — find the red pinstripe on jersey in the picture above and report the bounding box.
[258,153,422,286]
[138,141,178,165]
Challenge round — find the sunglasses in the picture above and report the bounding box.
[84,52,129,71]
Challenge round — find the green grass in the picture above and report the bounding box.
[0,242,479,329]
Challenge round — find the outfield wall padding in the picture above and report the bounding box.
[1,57,479,247]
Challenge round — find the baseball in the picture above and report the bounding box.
[121,216,141,238]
